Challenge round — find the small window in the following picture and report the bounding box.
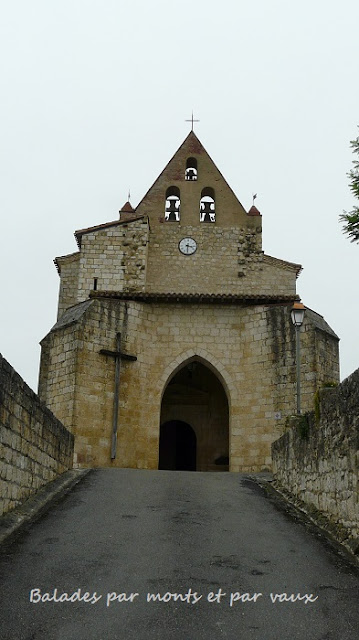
[185,157,198,181]
[200,187,215,222]
[93,277,98,291]
[165,186,180,221]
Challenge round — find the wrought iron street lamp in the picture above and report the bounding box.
[291,301,306,414]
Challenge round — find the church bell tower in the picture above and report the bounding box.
[38,130,339,471]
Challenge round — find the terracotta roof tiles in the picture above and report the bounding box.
[89,290,299,305]
[247,205,261,216]
[120,201,135,213]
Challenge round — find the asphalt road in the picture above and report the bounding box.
[0,469,358,640]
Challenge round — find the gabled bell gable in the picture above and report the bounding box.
[136,131,251,227]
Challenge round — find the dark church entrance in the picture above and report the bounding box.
[159,360,229,472]
[158,421,197,471]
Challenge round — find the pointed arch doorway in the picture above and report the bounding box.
[159,360,229,471]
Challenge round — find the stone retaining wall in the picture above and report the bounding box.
[272,369,359,549]
[0,354,74,516]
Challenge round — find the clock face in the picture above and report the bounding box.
[179,237,197,255]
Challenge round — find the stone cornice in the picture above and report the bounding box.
[89,290,299,305]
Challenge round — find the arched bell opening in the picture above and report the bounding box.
[185,157,198,181]
[200,187,216,223]
[159,360,229,471]
[165,186,180,221]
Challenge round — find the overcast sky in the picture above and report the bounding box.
[1,0,358,392]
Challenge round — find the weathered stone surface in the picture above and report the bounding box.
[0,354,74,516]
[39,297,339,472]
[272,369,359,544]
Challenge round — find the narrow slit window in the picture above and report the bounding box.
[93,277,98,291]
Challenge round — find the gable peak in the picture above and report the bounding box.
[179,129,207,155]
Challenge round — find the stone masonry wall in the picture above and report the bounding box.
[56,218,149,317]
[272,369,359,546]
[0,354,74,516]
[40,297,339,471]
[145,223,297,296]
[56,252,80,319]
[77,219,148,299]
[38,323,79,428]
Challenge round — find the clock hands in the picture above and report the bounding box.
[179,237,197,255]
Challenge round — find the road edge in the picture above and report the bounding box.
[248,474,359,570]
[0,469,92,547]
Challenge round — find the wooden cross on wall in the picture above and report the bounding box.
[100,333,137,460]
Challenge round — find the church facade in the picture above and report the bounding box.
[38,132,339,472]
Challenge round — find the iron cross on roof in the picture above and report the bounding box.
[100,333,137,460]
[185,111,200,131]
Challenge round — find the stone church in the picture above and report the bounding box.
[38,131,339,472]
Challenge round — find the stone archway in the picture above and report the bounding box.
[159,360,229,471]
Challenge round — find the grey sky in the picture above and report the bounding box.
[1,0,358,391]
